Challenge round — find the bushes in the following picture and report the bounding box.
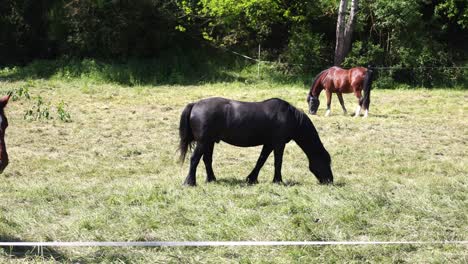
[0,0,466,87]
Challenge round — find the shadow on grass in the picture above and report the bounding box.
[0,234,65,261]
[371,114,408,119]
[78,249,136,263]
[215,178,307,187]
[331,181,346,188]
[216,178,248,186]
[283,180,303,187]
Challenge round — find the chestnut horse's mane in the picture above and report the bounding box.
[308,69,328,98]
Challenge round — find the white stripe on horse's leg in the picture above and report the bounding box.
[363,109,369,118]
[354,105,361,117]
[325,109,331,116]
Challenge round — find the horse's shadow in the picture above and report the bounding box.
[369,114,389,118]
[0,234,65,261]
[214,178,304,187]
[215,178,248,186]
[368,114,408,119]
[331,181,346,188]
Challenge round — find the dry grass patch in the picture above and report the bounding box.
[0,80,466,262]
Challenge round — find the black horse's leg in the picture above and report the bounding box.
[273,144,285,183]
[183,144,204,186]
[203,142,216,182]
[337,92,347,115]
[246,145,273,184]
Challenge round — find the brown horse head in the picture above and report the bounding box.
[0,95,10,173]
[307,94,320,115]
[307,69,327,115]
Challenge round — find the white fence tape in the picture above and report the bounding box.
[0,241,467,247]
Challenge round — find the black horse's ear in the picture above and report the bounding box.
[0,95,10,108]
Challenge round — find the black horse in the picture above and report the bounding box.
[178,97,333,186]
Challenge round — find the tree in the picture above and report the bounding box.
[334,0,359,66]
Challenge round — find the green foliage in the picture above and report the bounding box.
[371,0,421,31]
[22,94,72,122]
[24,96,51,121]
[57,100,72,123]
[435,0,468,29]
[10,86,31,101]
[0,0,467,86]
[343,41,384,67]
[0,51,246,86]
[283,27,329,73]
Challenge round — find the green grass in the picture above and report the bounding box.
[0,77,466,263]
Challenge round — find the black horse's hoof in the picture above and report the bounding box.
[272,179,283,184]
[183,179,197,186]
[206,177,217,183]
[246,177,258,185]
[319,180,333,185]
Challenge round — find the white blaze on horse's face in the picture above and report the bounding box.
[309,97,320,115]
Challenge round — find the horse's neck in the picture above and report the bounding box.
[311,86,323,98]
[294,120,325,159]
[310,74,325,97]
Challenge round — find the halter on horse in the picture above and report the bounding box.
[307,66,374,117]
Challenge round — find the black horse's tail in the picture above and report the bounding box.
[179,103,195,163]
[361,67,374,110]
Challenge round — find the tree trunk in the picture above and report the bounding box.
[334,0,348,66]
[334,0,359,66]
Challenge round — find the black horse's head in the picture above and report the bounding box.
[293,111,333,184]
[307,95,320,115]
[0,95,10,173]
[309,150,333,184]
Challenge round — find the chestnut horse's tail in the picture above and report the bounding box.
[361,67,374,110]
[179,103,195,163]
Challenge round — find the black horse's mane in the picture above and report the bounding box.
[262,98,307,127]
[284,102,309,128]
[287,102,331,164]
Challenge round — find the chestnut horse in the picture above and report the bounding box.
[307,66,374,117]
[179,97,333,186]
[0,95,10,173]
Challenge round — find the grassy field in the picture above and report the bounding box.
[0,78,466,263]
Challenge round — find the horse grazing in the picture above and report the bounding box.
[0,95,10,173]
[178,97,333,186]
[307,66,374,117]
